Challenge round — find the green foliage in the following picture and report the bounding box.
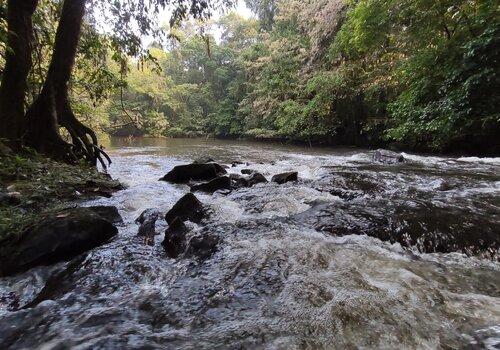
[0,153,121,239]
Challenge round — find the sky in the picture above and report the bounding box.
[155,0,254,43]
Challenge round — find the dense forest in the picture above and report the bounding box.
[112,0,500,155]
[1,0,498,156]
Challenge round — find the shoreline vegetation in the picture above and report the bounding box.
[0,147,123,243]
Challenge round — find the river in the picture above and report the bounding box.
[1,137,499,349]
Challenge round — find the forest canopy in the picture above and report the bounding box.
[0,0,499,157]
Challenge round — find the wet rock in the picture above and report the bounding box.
[247,172,268,186]
[436,181,456,191]
[192,156,215,164]
[165,193,205,225]
[272,171,298,184]
[294,199,500,258]
[160,163,227,184]
[162,218,189,258]
[0,208,118,277]
[241,169,255,175]
[373,149,404,164]
[162,219,219,260]
[135,208,162,245]
[184,231,220,260]
[190,176,231,194]
[87,205,123,224]
[230,173,249,189]
[135,208,162,225]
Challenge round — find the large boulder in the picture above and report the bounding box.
[0,208,118,277]
[164,193,205,225]
[373,149,404,164]
[87,205,123,224]
[160,163,227,183]
[190,176,231,193]
[272,172,298,184]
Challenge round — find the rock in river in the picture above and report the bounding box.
[87,205,123,224]
[191,176,231,193]
[160,163,227,184]
[162,217,189,258]
[372,149,404,164]
[164,193,206,225]
[272,171,298,184]
[135,208,162,244]
[0,207,118,277]
[162,218,220,260]
[247,172,268,186]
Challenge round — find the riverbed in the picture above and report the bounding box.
[1,137,499,349]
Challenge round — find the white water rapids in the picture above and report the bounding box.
[0,138,499,349]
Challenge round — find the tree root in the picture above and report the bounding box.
[24,86,111,168]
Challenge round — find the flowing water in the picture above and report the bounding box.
[1,138,499,349]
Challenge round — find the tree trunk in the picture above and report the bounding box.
[24,0,109,166]
[0,0,39,143]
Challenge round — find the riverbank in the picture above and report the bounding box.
[0,151,123,242]
[126,132,500,157]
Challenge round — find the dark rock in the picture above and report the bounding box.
[293,199,500,258]
[272,171,298,184]
[241,169,255,175]
[230,173,249,189]
[162,218,189,258]
[165,193,205,225]
[436,181,456,191]
[135,208,162,225]
[247,173,268,186]
[87,206,123,224]
[135,208,162,243]
[192,156,215,164]
[231,161,244,167]
[184,232,220,260]
[373,149,404,164]
[160,163,227,183]
[0,208,118,277]
[162,218,219,260]
[190,176,231,193]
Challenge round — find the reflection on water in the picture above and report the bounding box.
[1,137,499,349]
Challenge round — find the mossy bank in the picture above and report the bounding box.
[0,151,123,242]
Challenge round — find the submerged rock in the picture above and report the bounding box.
[160,163,227,184]
[191,176,231,193]
[0,207,118,277]
[294,200,499,258]
[373,149,404,164]
[87,205,123,224]
[272,172,298,184]
[241,169,255,175]
[165,193,205,225]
